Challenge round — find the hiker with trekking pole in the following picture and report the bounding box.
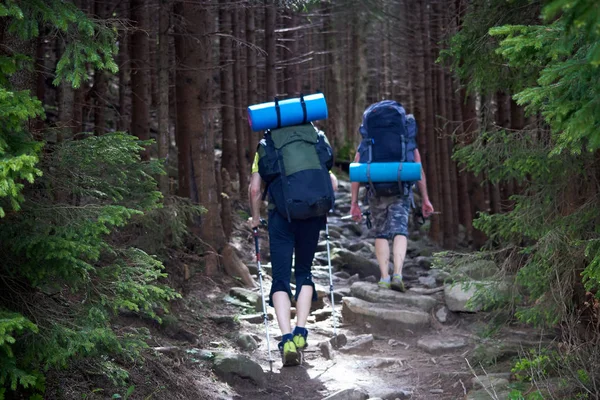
[348,100,434,292]
[246,93,338,367]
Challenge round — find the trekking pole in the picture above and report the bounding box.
[341,210,372,229]
[324,218,337,337]
[253,222,273,372]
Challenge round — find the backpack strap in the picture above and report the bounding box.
[274,97,282,129]
[299,93,307,124]
[365,138,377,198]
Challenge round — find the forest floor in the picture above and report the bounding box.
[48,180,557,400]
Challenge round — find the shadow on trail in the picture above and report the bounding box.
[232,360,328,400]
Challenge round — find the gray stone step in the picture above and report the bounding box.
[350,282,437,312]
[342,297,430,333]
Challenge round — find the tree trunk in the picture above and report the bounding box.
[219,0,238,187]
[323,3,345,150]
[93,0,108,135]
[176,1,226,252]
[264,0,277,98]
[246,3,259,152]
[422,0,441,243]
[56,38,74,142]
[453,79,473,243]
[157,0,171,194]
[221,168,233,240]
[351,10,369,145]
[130,0,150,159]
[283,11,299,97]
[462,89,487,248]
[117,0,130,132]
[174,2,190,198]
[233,5,249,200]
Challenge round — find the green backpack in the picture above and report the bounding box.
[257,123,335,221]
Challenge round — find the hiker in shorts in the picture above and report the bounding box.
[248,122,337,366]
[350,100,434,291]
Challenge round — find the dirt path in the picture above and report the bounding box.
[165,182,549,400]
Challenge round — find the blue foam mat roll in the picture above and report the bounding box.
[247,93,328,132]
[349,162,422,182]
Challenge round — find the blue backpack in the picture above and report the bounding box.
[357,100,418,197]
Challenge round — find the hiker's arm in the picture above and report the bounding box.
[330,171,338,191]
[414,149,434,217]
[350,152,362,221]
[350,151,360,205]
[414,149,429,202]
[249,172,263,228]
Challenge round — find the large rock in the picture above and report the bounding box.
[222,244,255,287]
[458,260,498,280]
[416,336,468,355]
[350,282,437,312]
[322,388,369,400]
[466,388,510,400]
[212,352,266,387]
[339,334,374,354]
[342,297,430,333]
[471,375,510,390]
[444,282,482,312]
[331,250,380,279]
[229,287,259,306]
[235,333,258,352]
[340,222,363,237]
[247,262,272,277]
[369,388,412,400]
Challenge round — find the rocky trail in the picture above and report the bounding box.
[154,180,555,400]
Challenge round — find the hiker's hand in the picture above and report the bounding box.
[351,202,362,222]
[422,199,434,218]
[248,217,261,229]
[330,173,338,192]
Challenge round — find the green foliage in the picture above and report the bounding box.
[447,0,600,329]
[0,135,181,397]
[0,1,185,397]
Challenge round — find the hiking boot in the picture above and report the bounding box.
[292,327,308,350]
[391,274,406,292]
[279,336,301,367]
[378,278,391,289]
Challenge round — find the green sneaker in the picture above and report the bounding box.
[293,334,307,350]
[378,278,391,289]
[280,339,301,366]
[391,274,406,292]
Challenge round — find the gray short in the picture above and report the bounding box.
[369,195,411,239]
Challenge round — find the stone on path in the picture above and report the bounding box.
[333,287,352,302]
[444,283,482,312]
[235,333,258,352]
[238,313,273,324]
[471,375,510,390]
[416,335,467,355]
[369,388,412,400]
[313,308,333,322]
[459,259,497,280]
[319,340,334,360]
[466,388,511,400]
[339,334,374,354]
[342,297,430,333]
[322,388,369,400]
[435,306,449,323]
[334,271,351,279]
[212,352,266,387]
[350,282,437,312]
[360,358,398,369]
[331,250,381,279]
[229,287,259,306]
[330,333,348,349]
